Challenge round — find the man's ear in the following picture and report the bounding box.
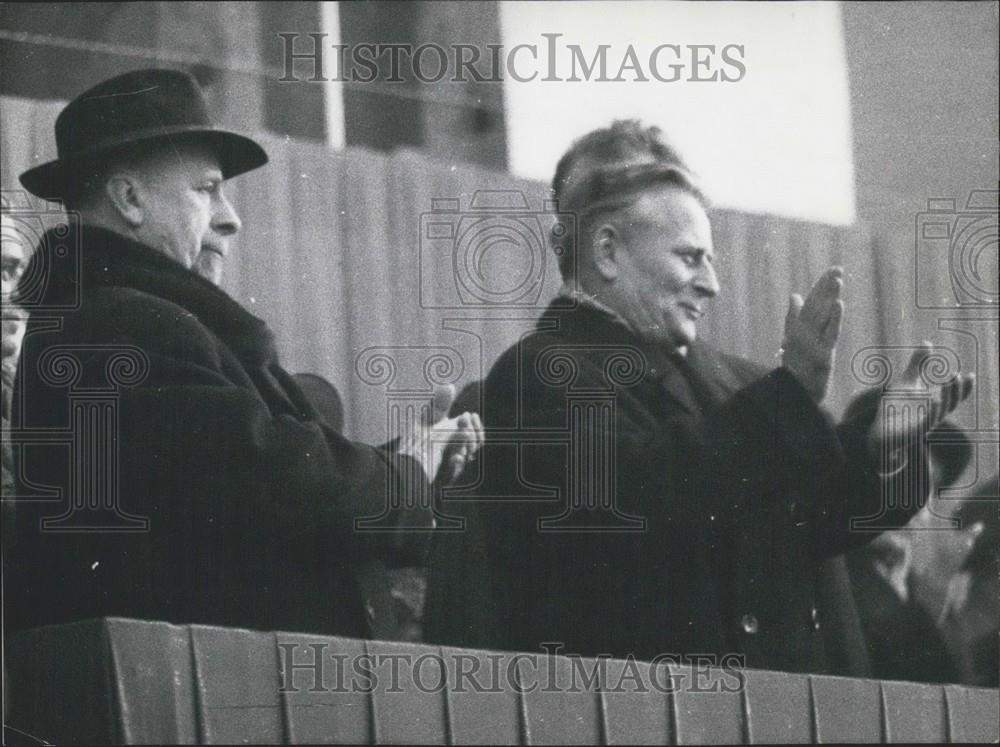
[104,172,144,227]
[593,224,620,281]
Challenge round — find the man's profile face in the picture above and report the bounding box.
[131,143,241,285]
[607,184,719,350]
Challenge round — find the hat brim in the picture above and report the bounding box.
[19,127,268,199]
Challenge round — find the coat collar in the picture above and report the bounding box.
[22,224,278,367]
[537,298,742,415]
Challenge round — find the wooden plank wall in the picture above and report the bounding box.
[6,618,998,744]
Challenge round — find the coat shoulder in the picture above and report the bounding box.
[723,349,767,378]
[70,285,201,333]
[31,285,229,374]
[695,343,770,385]
[78,285,213,341]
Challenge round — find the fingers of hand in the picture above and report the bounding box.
[470,412,484,450]
[926,380,955,430]
[800,267,843,329]
[787,319,835,368]
[942,373,970,417]
[785,293,804,331]
[927,372,975,426]
[800,274,827,322]
[787,280,843,359]
[903,341,934,384]
[456,415,474,460]
[961,372,976,403]
[925,397,942,430]
[943,377,961,418]
[446,411,484,461]
[430,383,457,424]
[448,450,467,481]
[820,299,844,348]
[460,412,484,441]
[810,274,843,331]
[455,412,474,440]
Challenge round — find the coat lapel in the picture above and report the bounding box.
[684,344,744,407]
[33,225,281,369]
[654,355,702,416]
[536,300,749,418]
[36,225,310,418]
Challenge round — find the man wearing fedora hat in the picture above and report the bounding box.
[6,68,482,638]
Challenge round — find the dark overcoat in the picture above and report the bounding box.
[425,299,923,673]
[6,225,426,637]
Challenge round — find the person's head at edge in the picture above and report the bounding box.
[551,120,720,355]
[1,213,29,370]
[18,68,266,287]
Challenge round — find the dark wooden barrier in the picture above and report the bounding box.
[5,618,998,744]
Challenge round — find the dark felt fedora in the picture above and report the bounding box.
[20,68,268,198]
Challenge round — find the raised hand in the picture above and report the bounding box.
[867,341,975,455]
[781,266,845,403]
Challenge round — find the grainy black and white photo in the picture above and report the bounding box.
[1,2,997,744]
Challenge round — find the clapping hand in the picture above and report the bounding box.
[866,342,975,456]
[398,384,484,486]
[781,266,845,403]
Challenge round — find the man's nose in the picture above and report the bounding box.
[694,262,720,298]
[213,192,242,236]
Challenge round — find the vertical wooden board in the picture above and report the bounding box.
[600,657,673,745]
[340,148,396,444]
[743,668,812,744]
[189,625,284,744]
[105,619,197,744]
[276,633,372,745]
[945,685,1000,743]
[518,652,603,745]
[670,663,746,745]
[5,619,114,745]
[0,96,61,187]
[224,132,298,342]
[442,646,523,745]
[701,210,754,361]
[881,681,946,743]
[367,639,448,744]
[810,674,882,743]
[284,144,352,381]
